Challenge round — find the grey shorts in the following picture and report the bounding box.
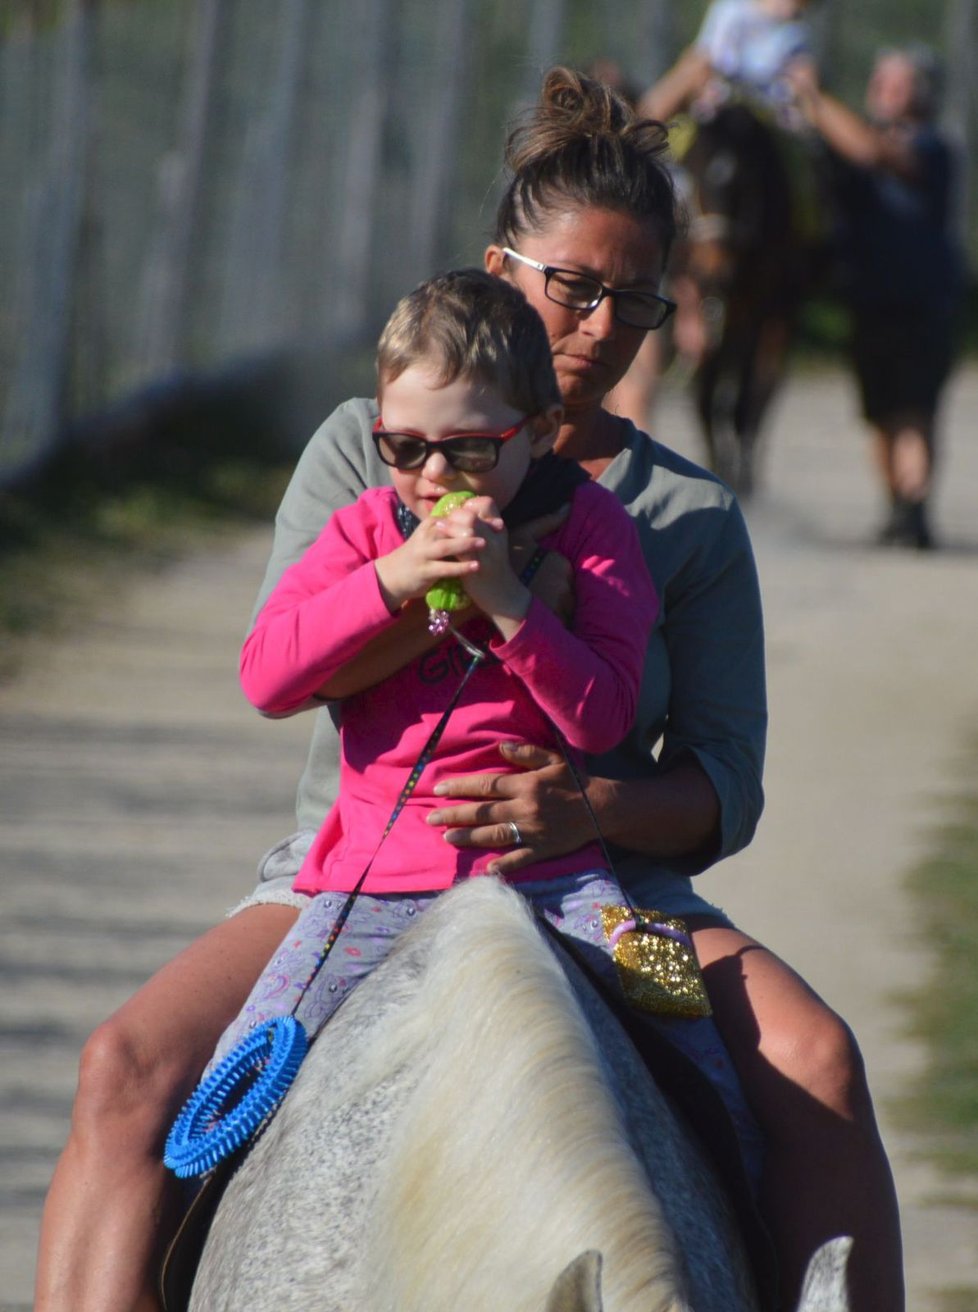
[230,830,735,930]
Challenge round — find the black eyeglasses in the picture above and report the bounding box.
[371,417,527,473]
[503,247,676,330]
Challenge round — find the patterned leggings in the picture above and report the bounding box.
[206,871,762,1182]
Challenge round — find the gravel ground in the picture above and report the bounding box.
[2,365,976,1309]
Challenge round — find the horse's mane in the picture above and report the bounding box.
[340,878,691,1312]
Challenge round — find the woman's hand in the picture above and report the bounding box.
[428,748,722,873]
[784,55,820,120]
[426,741,600,876]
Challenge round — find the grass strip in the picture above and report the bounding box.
[897,738,978,1185]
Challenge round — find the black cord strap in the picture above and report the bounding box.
[289,640,487,1014]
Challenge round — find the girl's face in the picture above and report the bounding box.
[486,206,667,418]
[377,360,559,519]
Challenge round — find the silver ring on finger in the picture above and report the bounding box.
[505,820,523,848]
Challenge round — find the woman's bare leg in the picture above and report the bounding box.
[690,921,904,1312]
[34,903,300,1312]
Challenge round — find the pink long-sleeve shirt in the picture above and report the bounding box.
[241,481,657,893]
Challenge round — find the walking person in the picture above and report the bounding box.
[790,46,965,548]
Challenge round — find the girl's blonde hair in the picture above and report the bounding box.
[377,268,560,417]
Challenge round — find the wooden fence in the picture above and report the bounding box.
[1,0,974,487]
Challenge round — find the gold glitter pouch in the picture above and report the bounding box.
[602,905,712,1018]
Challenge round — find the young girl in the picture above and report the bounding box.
[643,0,816,125]
[206,268,664,1063]
[696,0,815,114]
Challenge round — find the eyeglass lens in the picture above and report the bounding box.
[545,269,673,329]
[374,431,502,472]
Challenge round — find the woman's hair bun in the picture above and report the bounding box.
[506,66,634,173]
[496,65,677,253]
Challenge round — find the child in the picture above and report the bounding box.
[207,268,661,1062]
[642,0,816,126]
[696,0,815,116]
[637,1,819,371]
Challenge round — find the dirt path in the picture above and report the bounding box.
[2,366,977,1309]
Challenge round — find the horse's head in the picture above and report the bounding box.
[679,102,793,295]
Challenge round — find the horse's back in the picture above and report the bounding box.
[189,879,757,1312]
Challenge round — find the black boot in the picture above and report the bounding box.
[904,499,934,550]
[878,497,934,550]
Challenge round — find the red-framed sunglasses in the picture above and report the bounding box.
[371,416,528,473]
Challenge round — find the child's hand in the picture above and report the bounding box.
[374,516,484,612]
[439,497,531,637]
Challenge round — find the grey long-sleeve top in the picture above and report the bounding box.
[250,397,766,884]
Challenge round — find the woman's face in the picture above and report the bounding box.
[866,54,919,124]
[486,207,667,416]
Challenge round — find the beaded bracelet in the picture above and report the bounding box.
[519,547,548,586]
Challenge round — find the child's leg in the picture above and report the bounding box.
[516,871,764,1182]
[208,889,441,1071]
[35,902,301,1312]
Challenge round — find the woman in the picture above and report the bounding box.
[789,46,963,549]
[35,67,902,1312]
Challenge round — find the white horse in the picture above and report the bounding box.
[184,878,850,1312]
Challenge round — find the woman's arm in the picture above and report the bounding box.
[426,744,720,877]
[427,484,765,876]
[789,61,920,181]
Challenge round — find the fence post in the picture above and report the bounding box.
[218,0,310,357]
[526,0,565,87]
[330,0,395,352]
[407,0,473,282]
[134,0,225,382]
[628,0,677,87]
[2,0,96,485]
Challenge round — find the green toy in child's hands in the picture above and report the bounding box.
[426,490,475,631]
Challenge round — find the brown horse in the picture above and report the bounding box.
[677,101,817,495]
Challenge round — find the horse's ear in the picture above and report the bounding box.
[544,1249,604,1312]
[795,1236,853,1312]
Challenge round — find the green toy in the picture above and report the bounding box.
[425,490,476,631]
